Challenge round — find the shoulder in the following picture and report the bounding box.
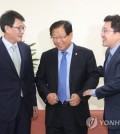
[18,42,30,48]
[39,48,57,63]
[18,42,31,53]
[42,47,57,56]
[73,44,93,54]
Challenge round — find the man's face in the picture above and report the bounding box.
[101,21,120,48]
[51,26,73,51]
[4,18,25,44]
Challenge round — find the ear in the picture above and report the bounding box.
[118,33,120,40]
[118,32,120,36]
[115,32,120,42]
[69,32,73,39]
[116,32,120,37]
[4,25,11,33]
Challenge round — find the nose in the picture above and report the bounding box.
[55,38,62,43]
[20,29,25,34]
[101,31,104,37]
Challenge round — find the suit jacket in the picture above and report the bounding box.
[96,46,120,129]
[0,38,37,121]
[36,44,99,126]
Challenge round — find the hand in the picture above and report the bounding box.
[33,106,38,118]
[47,93,58,105]
[69,93,80,106]
[83,89,93,96]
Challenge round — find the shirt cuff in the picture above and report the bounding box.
[91,89,96,97]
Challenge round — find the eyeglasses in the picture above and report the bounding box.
[12,25,26,31]
[101,29,115,33]
[51,35,67,41]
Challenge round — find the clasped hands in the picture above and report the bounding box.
[46,93,80,106]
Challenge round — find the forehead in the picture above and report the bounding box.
[103,21,112,29]
[13,18,24,25]
[52,26,66,35]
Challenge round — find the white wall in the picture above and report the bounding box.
[0,0,120,109]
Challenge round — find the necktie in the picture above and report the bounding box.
[105,52,112,70]
[58,52,67,103]
[12,45,20,75]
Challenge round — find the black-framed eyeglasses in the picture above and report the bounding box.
[12,25,26,31]
[51,35,67,41]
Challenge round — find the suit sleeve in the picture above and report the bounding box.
[96,59,120,99]
[79,50,99,101]
[36,53,50,102]
[27,46,37,106]
[97,65,104,77]
[97,49,109,78]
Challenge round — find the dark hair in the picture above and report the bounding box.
[104,15,120,32]
[0,10,25,32]
[49,20,72,37]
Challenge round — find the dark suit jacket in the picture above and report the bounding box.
[36,44,99,126]
[96,46,120,129]
[0,38,37,121]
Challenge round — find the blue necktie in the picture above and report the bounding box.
[58,52,67,103]
[105,52,112,70]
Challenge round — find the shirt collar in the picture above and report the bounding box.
[2,36,18,50]
[58,43,73,55]
[110,44,120,56]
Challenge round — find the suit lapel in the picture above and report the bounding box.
[18,42,25,78]
[52,48,58,89]
[0,39,18,74]
[104,49,110,68]
[105,46,120,79]
[69,44,80,92]
[70,45,78,76]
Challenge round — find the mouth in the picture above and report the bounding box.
[56,44,62,48]
[102,37,105,42]
[18,35,23,38]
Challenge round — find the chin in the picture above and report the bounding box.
[103,44,108,47]
[18,37,22,41]
[57,48,65,51]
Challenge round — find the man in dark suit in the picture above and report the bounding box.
[36,20,99,134]
[0,10,38,134]
[83,15,120,134]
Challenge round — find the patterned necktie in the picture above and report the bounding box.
[58,51,67,103]
[105,52,112,70]
[12,45,20,75]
